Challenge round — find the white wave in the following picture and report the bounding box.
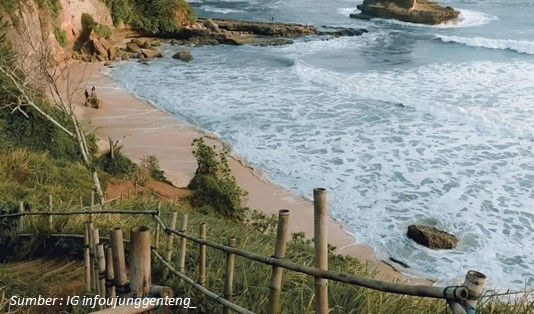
[293,60,534,139]
[337,7,356,16]
[435,9,498,28]
[435,34,534,55]
[109,50,534,290]
[199,5,244,14]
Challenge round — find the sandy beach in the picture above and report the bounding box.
[74,61,430,284]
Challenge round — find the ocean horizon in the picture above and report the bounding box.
[110,0,534,290]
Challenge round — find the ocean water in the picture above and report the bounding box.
[110,0,534,289]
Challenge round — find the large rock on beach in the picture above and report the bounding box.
[407,224,458,249]
[141,48,163,59]
[173,50,193,62]
[126,42,141,53]
[352,0,460,25]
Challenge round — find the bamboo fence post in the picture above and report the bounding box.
[48,194,53,232]
[88,222,96,292]
[267,209,290,314]
[18,201,24,233]
[97,243,107,301]
[223,237,237,314]
[80,196,83,209]
[463,270,487,313]
[155,203,161,249]
[130,226,151,297]
[84,222,92,293]
[127,188,131,199]
[199,223,207,287]
[120,192,123,206]
[110,227,128,296]
[448,301,466,314]
[314,188,328,314]
[92,228,101,296]
[105,246,116,300]
[162,212,178,281]
[90,191,95,222]
[178,213,189,275]
[134,183,138,196]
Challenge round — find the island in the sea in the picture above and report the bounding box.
[351,0,460,25]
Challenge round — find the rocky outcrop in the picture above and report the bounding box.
[172,19,367,47]
[407,225,458,249]
[173,50,193,62]
[352,0,460,25]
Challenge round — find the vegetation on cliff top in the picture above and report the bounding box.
[102,0,196,33]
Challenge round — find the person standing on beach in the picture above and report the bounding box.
[84,89,89,100]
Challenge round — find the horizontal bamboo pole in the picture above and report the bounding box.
[18,233,129,244]
[0,209,158,218]
[152,215,468,301]
[152,249,254,314]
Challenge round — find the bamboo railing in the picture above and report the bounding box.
[0,189,488,314]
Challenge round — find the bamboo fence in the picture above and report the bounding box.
[0,189,488,314]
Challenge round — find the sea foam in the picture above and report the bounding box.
[435,34,534,55]
[109,43,534,290]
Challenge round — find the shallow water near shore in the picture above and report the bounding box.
[110,0,534,289]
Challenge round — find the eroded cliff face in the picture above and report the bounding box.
[58,0,113,43]
[3,0,113,62]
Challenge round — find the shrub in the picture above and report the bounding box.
[188,137,248,221]
[96,150,138,178]
[140,155,171,184]
[93,24,112,39]
[53,26,68,47]
[47,0,62,18]
[102,0,196,33]
[81,13,96,31]
[81,13,112,39]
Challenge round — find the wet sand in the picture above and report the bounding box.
[74,61,431,284]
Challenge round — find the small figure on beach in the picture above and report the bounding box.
[84,89,89,100]
[92,86,95,93]
[270,16,274,22]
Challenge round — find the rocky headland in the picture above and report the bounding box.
[351,0,460,25]
[76,18,367,64]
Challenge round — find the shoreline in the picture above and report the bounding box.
[75,61,432,285]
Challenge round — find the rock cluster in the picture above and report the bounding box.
[352,0,460,25]
[74,19,368,65]
[407,224,458,249]
[78,31,119,62]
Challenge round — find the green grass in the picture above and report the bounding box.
[54,26,68,47]
[102,0,196,33]
[81,13,113,39]
[0,196,532,313]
